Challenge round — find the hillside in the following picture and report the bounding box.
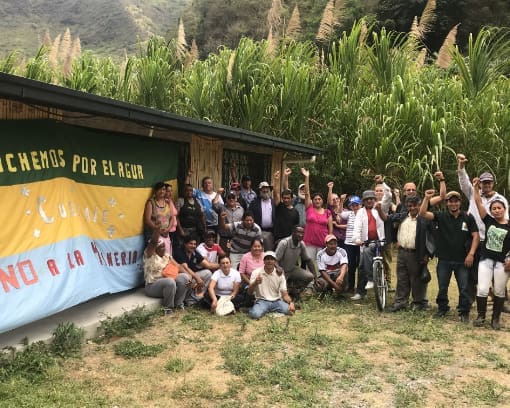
[0,0,191,58]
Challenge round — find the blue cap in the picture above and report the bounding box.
[348,195,362,206]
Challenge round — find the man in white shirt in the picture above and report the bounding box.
[247,251,296,319]
[352,190,386,298]
[383,196,433,311]
[316,235,349,295]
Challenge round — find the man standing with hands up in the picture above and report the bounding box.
[419,188,479,323]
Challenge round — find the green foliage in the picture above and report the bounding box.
[23,45,54,82]
[97,306,160,340]
[451,27,510,98]
[462,378,509,405]
[0,50,19,74]
[51,322,85,358]
[0,342,55,383]
[5,22,510,196]
[113,339,165,359]
[165,357,195,373]
[221,341,259,376]
[393,381,426,408]
[180,309,213,331]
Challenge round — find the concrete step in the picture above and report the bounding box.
[0,288,161,350]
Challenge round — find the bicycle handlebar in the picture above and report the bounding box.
[363,239,386,247]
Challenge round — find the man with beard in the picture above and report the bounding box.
[249,171,280,251]
[382,195,434,311]
[419,189,479,323]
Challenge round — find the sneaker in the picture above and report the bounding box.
[365,281,374,290]
[164,308,174,315]
[350,293,363,301]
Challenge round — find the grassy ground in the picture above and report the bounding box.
[2,263,510,408]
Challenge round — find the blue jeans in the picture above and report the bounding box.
[436,260,471,315]
[248,299,290,320]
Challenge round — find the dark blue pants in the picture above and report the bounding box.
[436,260,471,315]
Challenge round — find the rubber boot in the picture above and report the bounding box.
[473,296,487,327]
[491,296,505,330]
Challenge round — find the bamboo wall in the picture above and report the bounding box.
[0,99,61,119]
[189,134,223,188]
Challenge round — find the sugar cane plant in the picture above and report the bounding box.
[1,20,509,196]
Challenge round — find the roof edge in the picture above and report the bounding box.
[0,73,322,156]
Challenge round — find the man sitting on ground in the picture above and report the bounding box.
[315,235,349,295]
[248,251,296,319]
[275,225,317,299]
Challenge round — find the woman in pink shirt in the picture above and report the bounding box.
[301,168,333,261]
[239,238,264,286]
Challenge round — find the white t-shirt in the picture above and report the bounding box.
[317,247,348,273]
[211,268,241,296]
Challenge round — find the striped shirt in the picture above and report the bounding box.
[228,221,262,254]
[343,211,357,245]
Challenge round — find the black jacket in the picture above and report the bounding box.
[249,197,276,230]
[388,212,435,263]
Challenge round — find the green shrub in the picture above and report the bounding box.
[98,306,160,340]
[51,322,85,358]
[165,357,195,373]
[0,342,55,383]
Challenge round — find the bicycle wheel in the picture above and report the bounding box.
[373,260,387,311]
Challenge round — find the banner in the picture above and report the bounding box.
[0,120,178,333]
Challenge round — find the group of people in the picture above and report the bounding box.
[141,155,510,328]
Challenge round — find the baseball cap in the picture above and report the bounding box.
[298,183,306,190]
[231,182,241,189]
[263,251,277,260]
[362,190,376,200]
[445,191,461,201]
[479,172,494,182]
[348,195,362,206]
[324,234,337,243]
[258,181,273,190]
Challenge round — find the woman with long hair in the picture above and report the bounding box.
[143,181,174,254]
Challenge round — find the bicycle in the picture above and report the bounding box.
[364,239,387,311]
